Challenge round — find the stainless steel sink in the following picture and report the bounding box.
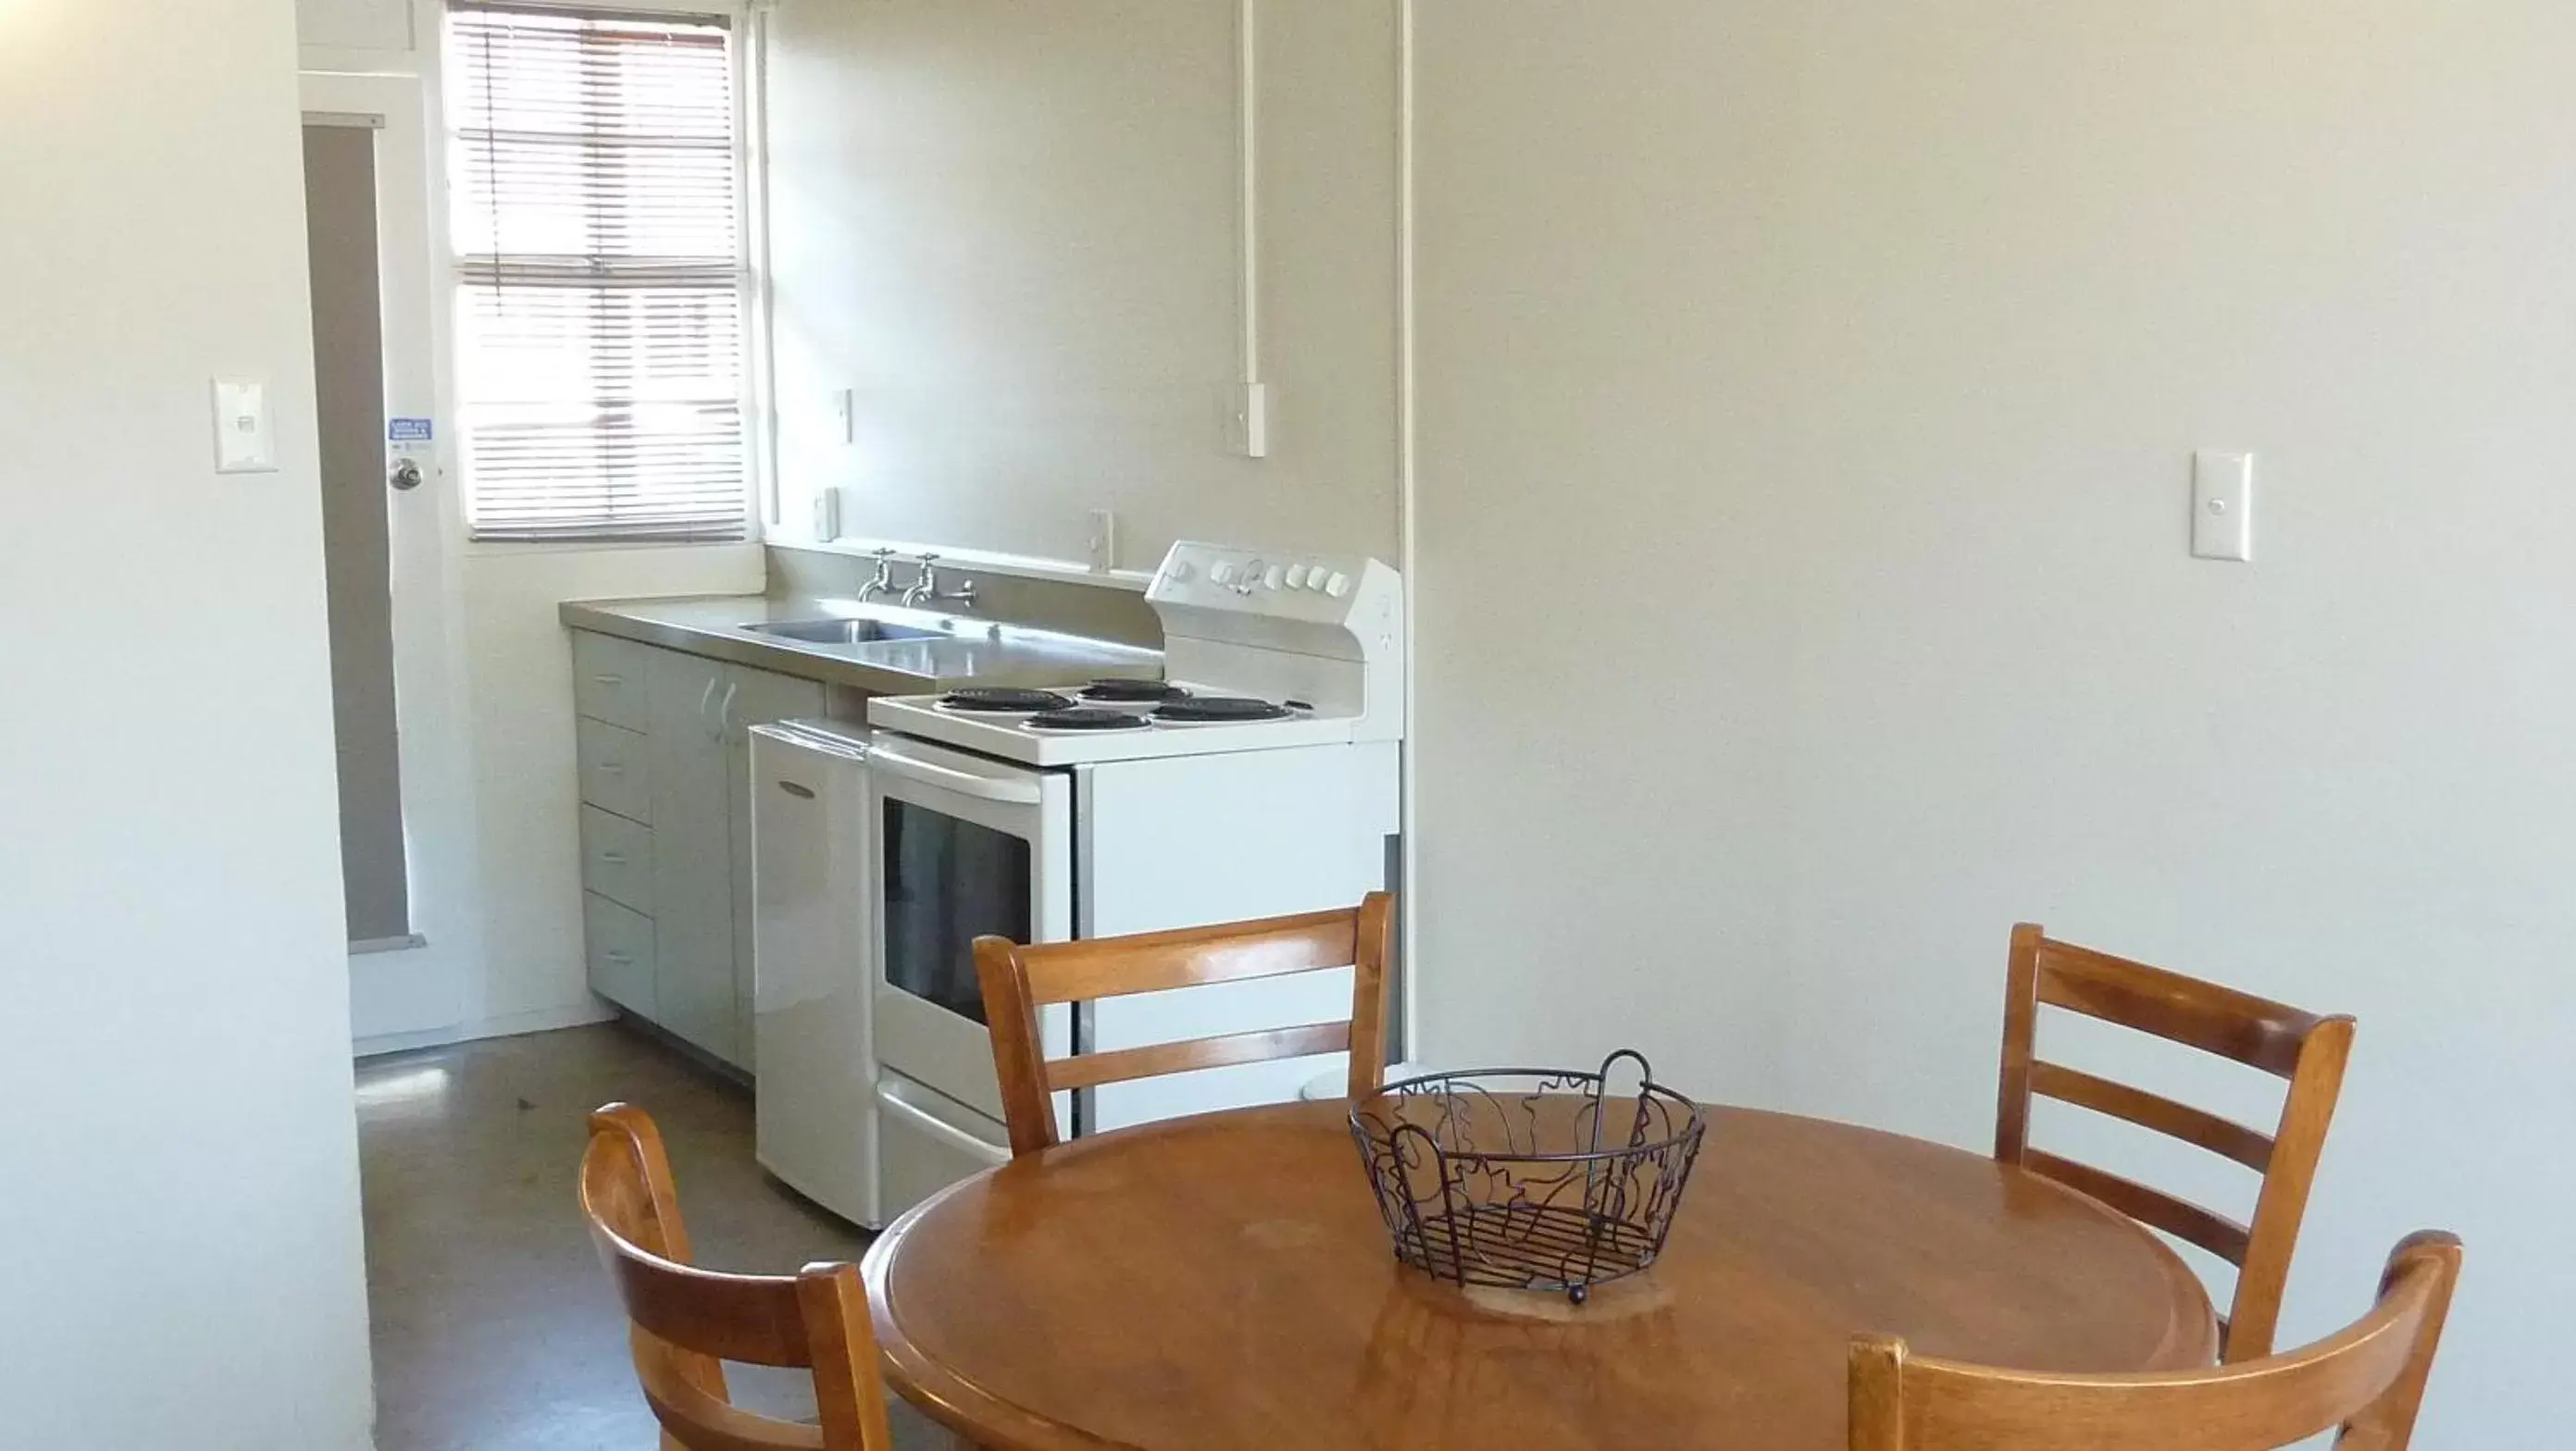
[741,617,949,645]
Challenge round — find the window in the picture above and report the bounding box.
[447,3,751,542]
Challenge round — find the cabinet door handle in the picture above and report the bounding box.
[598,761,626,776]
[604,950,633,965]
[600,851,628,865]
[778,780,816,800]
[717,681,741,741]
[591,673,623,686]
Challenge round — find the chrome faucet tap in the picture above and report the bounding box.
[901,553,977,610]
[854,547,898,602]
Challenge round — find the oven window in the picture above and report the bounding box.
[882,798,1032,1025]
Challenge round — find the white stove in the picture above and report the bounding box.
[852,541,1406,1222]
[866,544,1402,766]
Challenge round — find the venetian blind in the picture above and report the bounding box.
[448,4,750,541]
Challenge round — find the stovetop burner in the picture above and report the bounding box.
[1079,677,1190,704]
[1152,696,1295,724]
[940,688,1075,714]
[1023,706,1153,733]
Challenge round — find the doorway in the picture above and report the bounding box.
[305,117,414,949]
[302,73,484,1048]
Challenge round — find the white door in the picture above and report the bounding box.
[304,73,485,1046]
[722,663,828,1068]
[647,648,739,1063]
[750,724,879,1228]
[866,736,1075,1122]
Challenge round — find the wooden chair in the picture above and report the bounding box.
[975,891,1397,1158]
[1848,1230,2462,1450]
[578,1103,895,1451]
[1995,924,2357,1361]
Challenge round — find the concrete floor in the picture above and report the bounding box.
[356,1023,946,1450]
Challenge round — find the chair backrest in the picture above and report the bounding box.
[975,891,1397,1158]
[1995,924,2355,1360]
[578,1103,894,1451]
[1848,1231,2461,1451]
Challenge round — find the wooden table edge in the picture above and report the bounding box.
[859,1102,2221,1451]
[864,1176,1140,1451]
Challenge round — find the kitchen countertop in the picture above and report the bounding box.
[560,593,1161,695]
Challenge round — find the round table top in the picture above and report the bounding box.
[863,1099,2216,1451]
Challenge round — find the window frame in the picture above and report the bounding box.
[440,0,766,552]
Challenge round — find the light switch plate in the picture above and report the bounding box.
[1086,508,1117,572]
[212,378,277,474]
[830,387,854,446]
[2192,450,2253,562]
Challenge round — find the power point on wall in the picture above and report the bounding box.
[2191,450,2254,562]
[1086,508,1117,573]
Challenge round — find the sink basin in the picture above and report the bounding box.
[742,617,948,645]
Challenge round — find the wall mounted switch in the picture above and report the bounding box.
[830,388,855,446]
[212,378,276,474]
[2192,450,2254,562]
[1087,508,1117,572]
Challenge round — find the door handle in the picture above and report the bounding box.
[777,780,817,800]
[388,457,424,491]
[865,743,1043,804]
[717,681,740,741]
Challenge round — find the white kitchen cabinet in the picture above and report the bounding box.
[724,663,826,1071]
[582,892,656,1017]
[647,649,740,1063]
[572,627,836,1073]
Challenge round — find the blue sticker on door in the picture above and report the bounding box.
[389,417,434,443]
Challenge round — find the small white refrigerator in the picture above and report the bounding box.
[748,720,880,1229]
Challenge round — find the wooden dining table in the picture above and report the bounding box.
[862,1098,2218,1450]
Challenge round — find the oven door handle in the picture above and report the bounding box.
[866,743,1044,805]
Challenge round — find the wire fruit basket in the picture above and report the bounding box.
[1348,1050,1708,1305]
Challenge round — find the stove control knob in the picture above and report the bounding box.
[1325,571,1352,598]
[1307,569,1332,592]
[1284,564,1309,589]
[1210,561,1238,586]
[1263,564,1287,590]
[1166,560,1196,584]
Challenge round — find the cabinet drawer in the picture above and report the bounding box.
[584,892,656,1016]
[577,717,651,823]
[579,805,653,915]
[572,630,655,731]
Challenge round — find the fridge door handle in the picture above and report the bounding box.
[865,743,1043,805]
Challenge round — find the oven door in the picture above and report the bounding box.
[866,733,1073,1122]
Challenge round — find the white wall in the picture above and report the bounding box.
[0,1,376,1445]
[1412,4,2576,1443]
[765,0,1400,569]
[297,0,412,54]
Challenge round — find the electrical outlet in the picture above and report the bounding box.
[1086,509,1117,572]
[2192,451,2254,562]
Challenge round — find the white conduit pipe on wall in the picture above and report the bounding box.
[1236,0,1270,457]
